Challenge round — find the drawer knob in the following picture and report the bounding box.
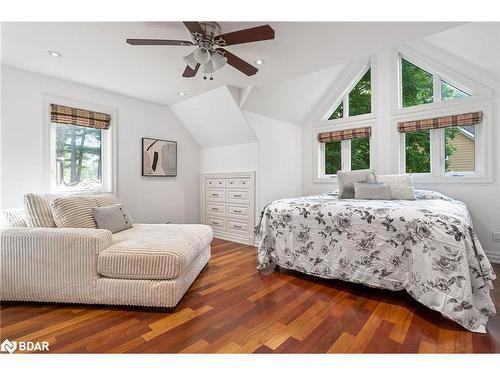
[234,210,241,213]
[234,225,241,228]
[234,194,241,198]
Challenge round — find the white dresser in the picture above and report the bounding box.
[201,171,256,245]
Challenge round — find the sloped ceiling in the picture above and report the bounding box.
[1,22,462,106]
[170,86,256,148]
[425,23,500,77]
[241,64,345,126]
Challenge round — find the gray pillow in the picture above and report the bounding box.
[354,182,391,200]
[93,204,133,233]
[376,174,416,200]
[337,169,375,199]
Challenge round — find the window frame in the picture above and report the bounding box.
[42,95,117,194]
[324,62,375,124]
[314,120,375,182]
[396,103,491,183]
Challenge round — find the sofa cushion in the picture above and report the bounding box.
[24,193,59,227]
[93,204,133,233]
[50,196,98,228]
[1,208,28,228]
[97,224,213,280]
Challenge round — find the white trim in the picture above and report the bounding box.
[397,102,494,184]
[42,94,118,195]
[393,46,494,115]
[485,251,500,265]
[313,119,376,183]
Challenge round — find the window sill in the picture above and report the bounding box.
[314,176,339,184]
[410,174,493,185]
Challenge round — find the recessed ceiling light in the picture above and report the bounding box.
[255,59,265,65]
[47,51,62,57]
[178,92,186,96]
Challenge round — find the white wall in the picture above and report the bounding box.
[1,66,201,224]
[200,142,259,174]
[243,111,302,211]
[199,111,302,217]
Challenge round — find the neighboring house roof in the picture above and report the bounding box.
[459,125,475,140]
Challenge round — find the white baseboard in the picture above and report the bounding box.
[485,251,500,264]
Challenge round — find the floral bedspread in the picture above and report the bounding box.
[255,190,496,333]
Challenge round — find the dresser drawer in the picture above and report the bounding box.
[205,178,226,188]
[228,220,248,233]
[227,190,249,203]
[206,216,225,230]
[227,205,249,218]
[227,178,251,188]
[206,189,226,202]
[206,203,225,216]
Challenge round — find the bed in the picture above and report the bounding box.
[255,190,496,333]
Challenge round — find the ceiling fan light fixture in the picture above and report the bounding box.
[183,52,198,70]
[193,47,210,65]
[211,51,227,71]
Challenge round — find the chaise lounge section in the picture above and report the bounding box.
[1,199,212,308]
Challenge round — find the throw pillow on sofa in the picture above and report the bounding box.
[24,193,60,227]
[50,196,98,228]
[93,204,133,233]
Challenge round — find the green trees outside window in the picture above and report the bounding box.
[325,141,341,175]
[54,123,102,187]
[441,81,470,101]
[405,130,431,173]
[328,102,343,120]
[351,137,370,170]
[349,69,371,117]
[401,59,433,108]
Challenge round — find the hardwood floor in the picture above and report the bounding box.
[1,238,499,353]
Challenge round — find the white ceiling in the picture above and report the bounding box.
[1,22,462,106]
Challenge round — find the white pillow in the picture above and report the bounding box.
[376,174,415,200]
[337,169,375,199]
[354,182,391,200]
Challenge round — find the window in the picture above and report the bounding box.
[318,127,371,177]
[399,111,482,176]
[324,141,341,175]
[401,59,433,108]
[49,103,113,192]
[351,137,370,170]
[405,130,431,173]
[349,69,371,116]
[400,57,471,108]
[445,126,475,173]
[328,67,371,120]
[53,123,103,189]
[441,81,470,101]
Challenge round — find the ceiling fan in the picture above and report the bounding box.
[126,22,275,80]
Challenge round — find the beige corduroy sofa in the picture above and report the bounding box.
[0,203,212,308]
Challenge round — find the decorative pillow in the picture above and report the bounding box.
[337,169,375,199]
[93,204,133,233]
[24,193,59,227]
[376,174,416,200]
[354,182,391,200]
[1,208,28,227]
[86,193,121,207]
[50,196,97,228]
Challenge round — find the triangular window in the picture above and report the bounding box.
[400,57,471,108]
[328,67,371,120]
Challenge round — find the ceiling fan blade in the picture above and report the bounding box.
[183,22,204,35]
[218,49,258,76]
[216,25,275,46]
[182,63,200,78]
[126,39,193,46]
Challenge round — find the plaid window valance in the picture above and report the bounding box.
[50,104,111,130]
[397,111,482,133]
[317,126,371,143]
